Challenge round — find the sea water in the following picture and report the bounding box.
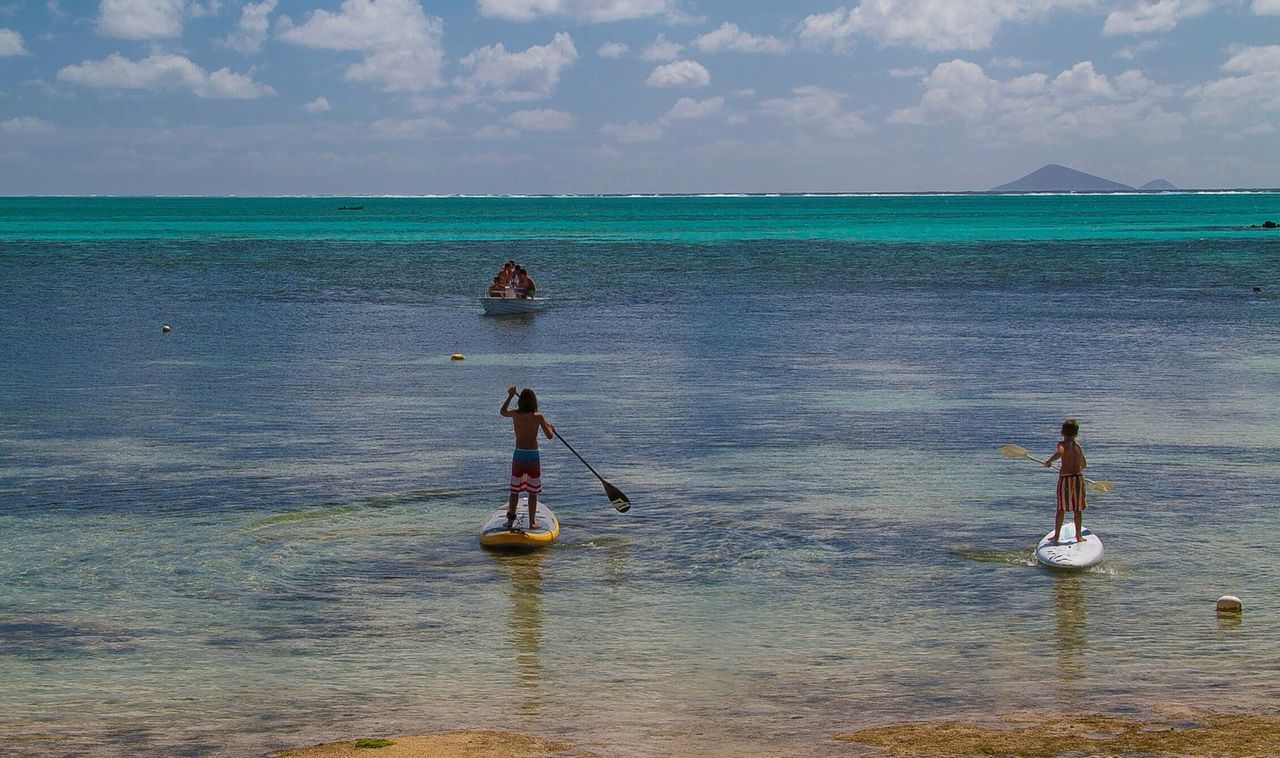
[1,194,1278,755]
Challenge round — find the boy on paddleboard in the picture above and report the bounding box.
[501,386,554,529]
[1045,418,1087,544]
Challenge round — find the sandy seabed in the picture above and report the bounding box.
[274,730,576,758]
[275,708,1280,757]
[834,708,1280,757]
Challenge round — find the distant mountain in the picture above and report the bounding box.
[1139,178,1178,191]
[991,164,1133,192]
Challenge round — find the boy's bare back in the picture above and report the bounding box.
[509,411,551,449]
[501,387,554,448]
[1057,439,1085,475]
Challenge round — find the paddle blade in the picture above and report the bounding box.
[1088,480,1116,494]
[999,444,1029,458]
[603,481,631,513]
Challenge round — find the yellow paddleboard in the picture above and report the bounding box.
[479,500,559,550]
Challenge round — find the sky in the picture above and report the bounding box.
[0,0,1277,194]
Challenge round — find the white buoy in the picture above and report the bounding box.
[162,324,171,333]
[1216,595,1242,614]
[450,353,464,361]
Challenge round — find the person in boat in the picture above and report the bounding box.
[1044,418,1087,544]
[501,386,554,529]
[512,267,530,298]
[487,275,505,297]
[521,270,537,298]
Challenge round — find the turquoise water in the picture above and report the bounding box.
[0,192,1275,242]
[1,195,1279,755]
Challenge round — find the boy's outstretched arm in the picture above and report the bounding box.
[540,415,555,439]
[500,386,517,417]
[1045,442,1064,467]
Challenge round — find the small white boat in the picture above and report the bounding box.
[480,293,548,315]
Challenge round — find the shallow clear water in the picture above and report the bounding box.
[1,195,1278,755]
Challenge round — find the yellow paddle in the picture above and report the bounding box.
[998,444,1115,493]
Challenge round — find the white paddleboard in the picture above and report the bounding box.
[1035,526,1103,569]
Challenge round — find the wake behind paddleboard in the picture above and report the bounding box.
[1035,526,1104,569]
[479,500,559,551]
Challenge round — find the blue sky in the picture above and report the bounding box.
[0,0,1277,194]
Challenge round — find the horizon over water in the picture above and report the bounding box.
[2,194,1278,755]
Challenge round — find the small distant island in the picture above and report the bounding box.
[991,164,1177,193]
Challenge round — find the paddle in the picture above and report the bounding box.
[555,430,631,513]
[998,444,1115,493]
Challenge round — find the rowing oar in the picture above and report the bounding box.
[555,431,631,513]
[998,444,1115,493]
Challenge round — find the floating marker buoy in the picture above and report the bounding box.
[1254,286,1263,293]
[1216,595,1242,614]
[450,353,464,361]
[162,324,171,333]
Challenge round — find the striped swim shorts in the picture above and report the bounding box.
[510,448,542,494]
[1056,473,1087,512]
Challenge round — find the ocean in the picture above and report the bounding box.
[1,194,1278,755]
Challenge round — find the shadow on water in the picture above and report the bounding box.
[246,487,484,530]
[952,546,1038,567]
[1053,572,1087,683]
[492,551,545,718]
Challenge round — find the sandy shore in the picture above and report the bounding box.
[275,708,1280,757]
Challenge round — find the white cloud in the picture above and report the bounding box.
[1114,68,1166,97]
[597,41,630,58]
[1,116,55,134]
[1114,40,1160,59]
[0,28,28,56]
[58,53,276,98]
[371,115,448,138]
[280,0,445,92]
[694,22,789,54]
[641,34,681,62]
[508,108,574,129]
[224,0,277,54]
[477,0,679,22]
[888,58,1183,143]
[1185,45,1280,124]
[646,59,710,88]
[760,85,870,138]
[600,120,663,142]
[475,124,520,139]
[1051,61,1119,101]
[98,0,185,40]
[799,1,1092,53]
[662,95,724,121]
[455,32,578,102]
[189,2,221,18]
[1103,0,1214,35]
[890,60,1023,124]
[1221,45,1280,74]
[988,57,1031,69]
[304,96,331,113]
[1256,0,1280,13]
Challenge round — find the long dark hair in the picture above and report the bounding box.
[517,388,538,413]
